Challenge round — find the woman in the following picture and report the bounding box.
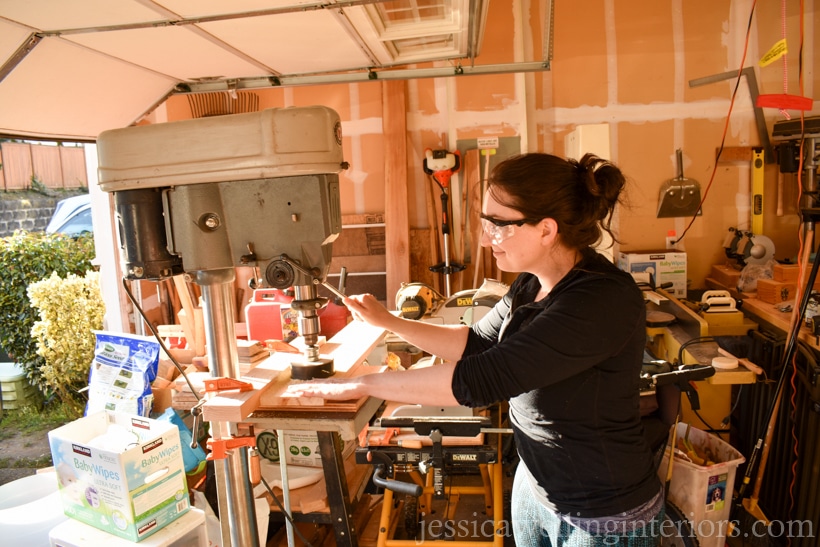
[287,152,663,546]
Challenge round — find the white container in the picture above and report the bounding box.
[48,411,190,542]
[49,507,206,547]
[660,423,745,547]
[0,471,68,547]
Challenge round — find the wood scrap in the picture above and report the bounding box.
[463,148,484,289]
[237,339,267,359]
[173,275,206,356]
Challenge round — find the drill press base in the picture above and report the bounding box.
[291,358,335,380]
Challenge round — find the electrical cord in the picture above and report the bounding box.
[121,277,201,400]
[674,336,731,437]
[691,408,728,439]
[674,0,757,245]
[720,384,744,428]
[675,336,715,367]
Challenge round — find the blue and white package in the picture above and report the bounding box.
[157,407,207,473]
[86,331,160,417]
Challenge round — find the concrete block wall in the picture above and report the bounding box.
[0,196,58,237]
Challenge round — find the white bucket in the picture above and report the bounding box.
[0,472,68,546]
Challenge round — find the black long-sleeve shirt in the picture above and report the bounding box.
[451,249,661,517]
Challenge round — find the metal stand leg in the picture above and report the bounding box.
[318,430,358,547]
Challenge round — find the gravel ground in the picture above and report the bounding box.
[0,425,54,486]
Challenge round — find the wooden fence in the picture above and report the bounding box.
[0,142,88,191]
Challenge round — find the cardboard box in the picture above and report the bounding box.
[49,507,206,547]
[48,411,190,542]
[619,251,687,297]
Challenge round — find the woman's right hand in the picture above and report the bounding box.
[343,293,397,329]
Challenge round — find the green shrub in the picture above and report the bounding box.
[28,271,105,413]
[0,231,96,393]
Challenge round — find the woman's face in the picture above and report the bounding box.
[480,188,543,273]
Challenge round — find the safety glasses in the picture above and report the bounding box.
[480,214,540,245]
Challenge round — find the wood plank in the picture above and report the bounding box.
[333,224,385,257]
[464,149,483,290]
[741,296,820,352]
[383,80,410,302]
[30,145,63,187]
[60,146,88,188]
[259,320,387,411]
[0,142,32,189]
[409,228,436,286]
[202,320,386,422]
[173,275,205,356]
[329,255,386,274]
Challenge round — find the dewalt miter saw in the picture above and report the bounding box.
[395,279,508,326]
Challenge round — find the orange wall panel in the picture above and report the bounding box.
[455,73,517,111]
[552,1,609,108]
[614,2,675,105]
[681,1,734,103]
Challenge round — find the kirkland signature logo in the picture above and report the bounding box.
[72,444,91,457]
[142,438,163,454]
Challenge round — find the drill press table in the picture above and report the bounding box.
[202,320,388,547]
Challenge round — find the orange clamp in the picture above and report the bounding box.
[206,436,257,460]
[367,427,400,446]
[203,377,253,393]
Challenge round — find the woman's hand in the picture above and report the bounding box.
[284,377,367,401]
[343,293,397,329]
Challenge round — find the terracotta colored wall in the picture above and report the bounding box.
[160,0,818,295]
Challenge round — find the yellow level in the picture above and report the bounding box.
[752,148,765,234]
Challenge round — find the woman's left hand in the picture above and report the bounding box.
[284,377,367,400]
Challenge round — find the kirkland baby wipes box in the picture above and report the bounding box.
[48,411,190,542]
[618,251,687,297]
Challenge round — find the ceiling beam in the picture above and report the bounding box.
[0,34,41,84]
[177,60,551,94]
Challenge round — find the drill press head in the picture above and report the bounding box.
[97,106,347,379]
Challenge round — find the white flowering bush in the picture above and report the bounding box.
[28,270,105,412]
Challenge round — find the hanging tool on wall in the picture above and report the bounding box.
[657,149,702,218]
[423,148,464,297]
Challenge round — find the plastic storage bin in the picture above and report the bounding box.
[660,423,745,547]
[0,362,41,411]
[49,506,206,546]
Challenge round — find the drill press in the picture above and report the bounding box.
[97,106,348,546]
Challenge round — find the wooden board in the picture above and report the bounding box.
[257,320,387,412]
[383,80,410,302]
[201,320,386,422]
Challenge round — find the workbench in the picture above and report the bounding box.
[739,296,820,350]
[644,289,758,430]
